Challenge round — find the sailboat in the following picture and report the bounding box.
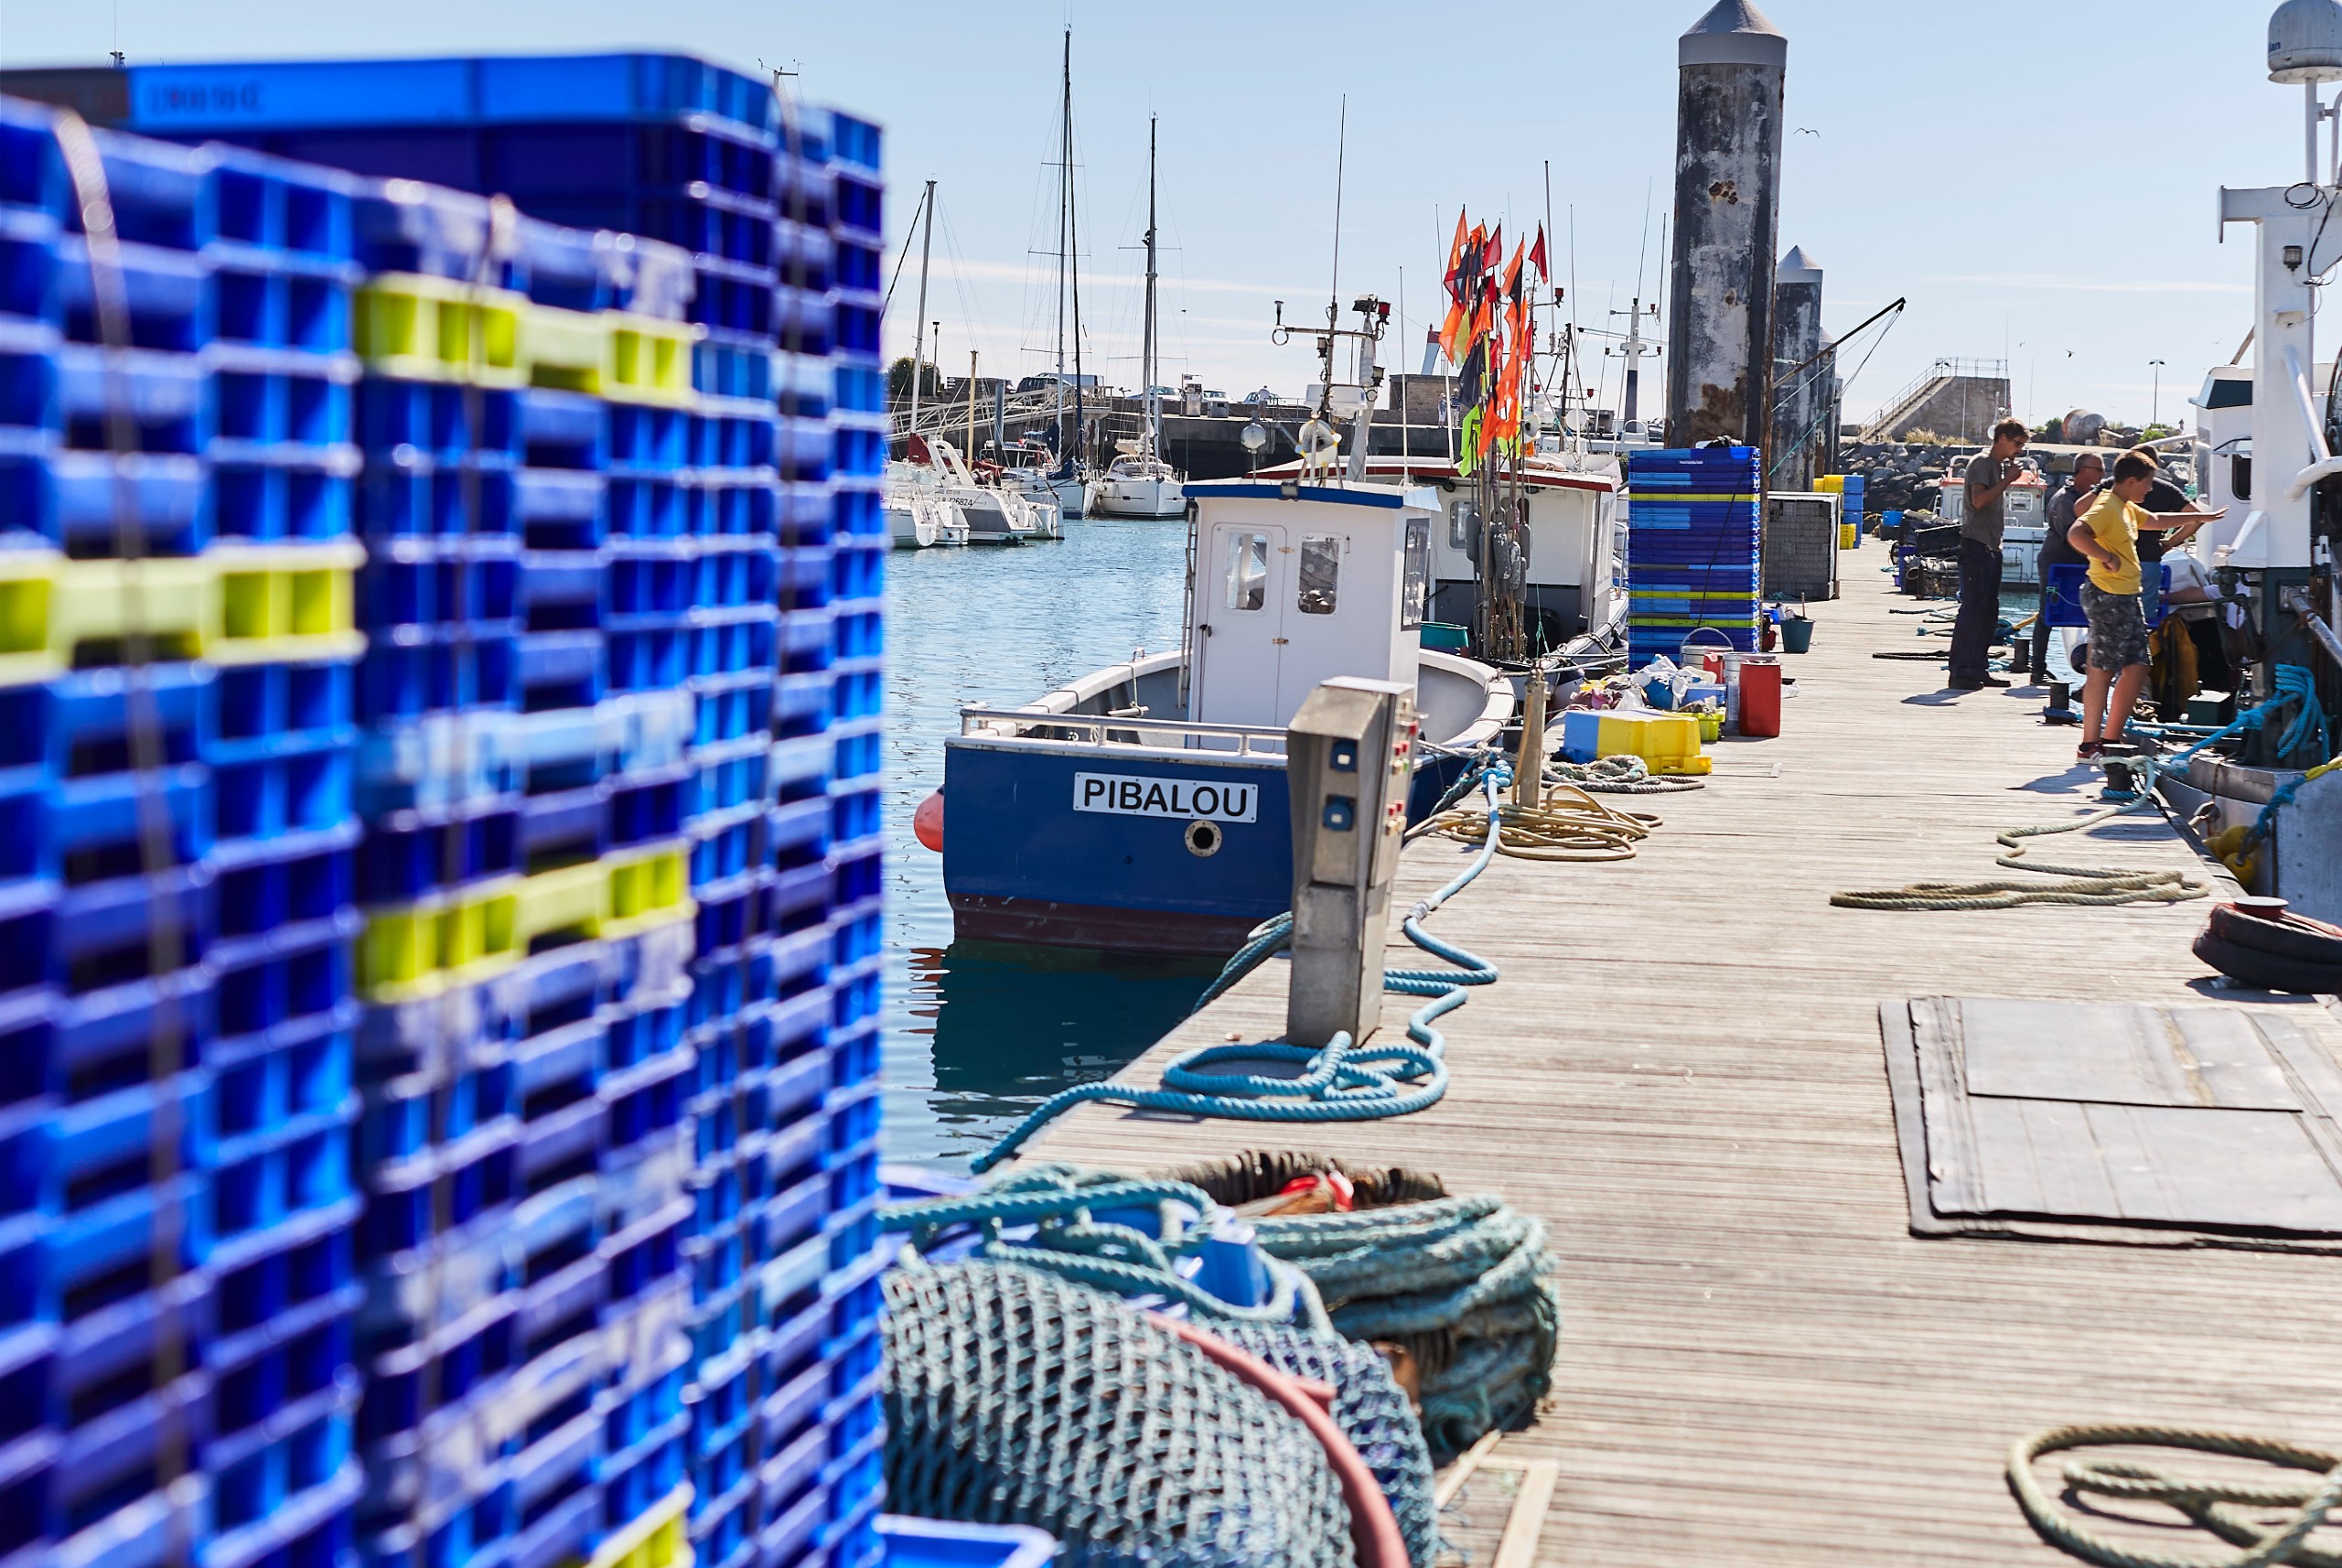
[886,179,970,549]
[1085,117,1187,521]
[1001,28,1091,522]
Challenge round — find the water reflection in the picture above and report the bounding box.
[886,940,1213,1168]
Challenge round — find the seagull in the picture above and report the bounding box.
[1794,127,1820,136]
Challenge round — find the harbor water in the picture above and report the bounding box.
[882,521,1212,1165]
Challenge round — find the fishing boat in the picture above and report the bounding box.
[936,293,1511,952]
[938,477,1509,951]
[1084,119,1187,521]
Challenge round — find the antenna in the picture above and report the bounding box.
[1328,96,1348,319]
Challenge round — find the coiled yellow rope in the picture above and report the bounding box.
[1426,782,1660,863]
[2010,1424,2342,1568]
[1831,782,2209,911]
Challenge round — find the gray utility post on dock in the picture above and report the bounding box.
[1665,0,1788,448]
[1770,245,1824,489]
[1025,563,2342,1566]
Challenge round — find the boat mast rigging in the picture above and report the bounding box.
[1142,115,1160,462]
[908,177,937,446]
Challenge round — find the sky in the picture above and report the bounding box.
[0,0,2319,428]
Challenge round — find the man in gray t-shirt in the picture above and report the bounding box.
[1946,418,2030,689]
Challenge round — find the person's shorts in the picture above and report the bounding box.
[2080,581,2150,671]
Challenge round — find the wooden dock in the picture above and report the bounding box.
[1020,561,2342,1566]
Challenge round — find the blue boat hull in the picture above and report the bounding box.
[941,741,1471,955]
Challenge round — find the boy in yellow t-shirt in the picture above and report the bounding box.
[2068,452,2183,759]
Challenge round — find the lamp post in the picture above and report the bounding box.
[2150,359,2166,431]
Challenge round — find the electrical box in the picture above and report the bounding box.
[1285,677,1418,1048]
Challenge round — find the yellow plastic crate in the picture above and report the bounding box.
[584,1484,693,1568]
[356,273,527,386]
[1561,708,1712,777]
[523,305,698,407]
[359,876,524,1002]
[515,842,694,951]
[1815,474,1846,494]
[0,542,365,687]
[205,542,366,665]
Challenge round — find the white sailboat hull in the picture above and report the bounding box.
[1086,474,1186,520]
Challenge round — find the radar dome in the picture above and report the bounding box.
[2271,0,2342,83]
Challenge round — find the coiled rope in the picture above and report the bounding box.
[1249,1195,1561,1455]
[1831,768,2209,910]
[884,1167,1336,1335]
[2009,1424,2342,1568]
[1543,754,1707,795]
[969,773,1509,1174]
[1426,780,1659,862]
[1834,657,2338,911]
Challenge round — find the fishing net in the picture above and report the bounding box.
[883,1261,1359,1568]
[1209,1320,1438,1568]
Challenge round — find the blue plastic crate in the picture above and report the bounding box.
[876,1525,1058,1568]
[517,389,607,472]
[356,454,520,542]
[359,624,520,720]
[357,793,519,902]
[515,467,605,552]
[0,446,209,556]
[354,378,518,464]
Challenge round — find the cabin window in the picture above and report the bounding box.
[1296,535,1340,616]
[2232,453,2252,501]
[1449,499,1477,552]
[1223,532,1270,611]
[1402,517,1430,628]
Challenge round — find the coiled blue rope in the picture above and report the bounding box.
[969,771,1509,1174]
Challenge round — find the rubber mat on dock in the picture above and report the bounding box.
[1882,995,2342,1251]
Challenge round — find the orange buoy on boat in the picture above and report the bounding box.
[914,789,945,851]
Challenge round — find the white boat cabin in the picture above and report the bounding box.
[1251,455,1623,645]
[1186,479,1434,729]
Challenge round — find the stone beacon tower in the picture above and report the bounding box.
[1770,244,1823,488]
[1664,0,1789,451]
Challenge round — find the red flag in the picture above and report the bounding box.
[1528,225,1549,283]
[1482,224,1502,273]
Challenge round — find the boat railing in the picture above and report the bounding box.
[958,704,1288,756]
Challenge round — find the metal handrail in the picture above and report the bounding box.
[958,704,1288,755]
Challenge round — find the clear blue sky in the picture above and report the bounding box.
[1,0,2314,427]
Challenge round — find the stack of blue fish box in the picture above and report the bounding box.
[1625,446,1765,668]
[0,48,884,1568]
[0,108,370,1568]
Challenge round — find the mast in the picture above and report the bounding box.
[1143,115,1159,460]
[908,178,937,444]
[1069,65,1085,469]
[1054,30,1070,458]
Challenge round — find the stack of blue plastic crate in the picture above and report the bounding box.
[343,184,702,1568]
[0,106,369,1568]
[0,48,887,1568]
[1625,446,1765,668]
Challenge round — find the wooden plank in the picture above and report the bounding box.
[1492,1460,1560,1568]
[1909,997,1983,1212]
[1004,565,2342,1567]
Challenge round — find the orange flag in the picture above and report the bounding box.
[1437,298,1466,364]
[1502,242,1524,303]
